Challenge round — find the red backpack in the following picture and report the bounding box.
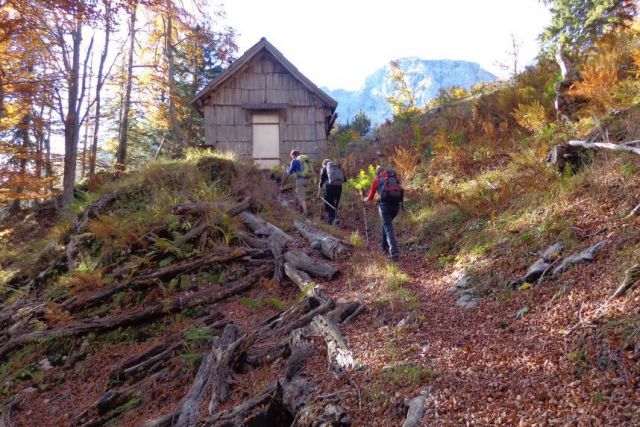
[377,168,404,204]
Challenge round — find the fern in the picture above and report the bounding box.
[513,100,548,134]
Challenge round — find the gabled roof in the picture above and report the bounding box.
[191,37,338,111]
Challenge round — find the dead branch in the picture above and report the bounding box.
[567,140,640,156]
[79,369,167,426]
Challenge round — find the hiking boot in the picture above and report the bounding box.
[389,254,399,262]
[303,211,311,218]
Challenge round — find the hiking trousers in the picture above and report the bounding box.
[323,185,342,224]
[379,202,400,258]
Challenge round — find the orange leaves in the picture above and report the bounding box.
[391,145,419,181]
[568,48,622,113]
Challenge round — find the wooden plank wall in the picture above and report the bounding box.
[203,51,331,161]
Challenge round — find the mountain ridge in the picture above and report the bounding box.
[323,57,497,126]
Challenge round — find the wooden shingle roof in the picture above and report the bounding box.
[191,37,338,111]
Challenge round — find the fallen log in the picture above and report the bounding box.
[208,382,278,425]
[284,264,357,375]
[284,328,315,380]
[238,231,270,250]
[211,328,318,426]
[109,313,228,383]
[327,300,364,325]
[175,324,239,427]
[238,211,293,246]
[171,197,255,217]
[294,220,350,260]
[80,369,167,426]
[207,328,252,415]
[284,250,339,280]
[64,247,248,313]
[271,240,286,284]
[0,267,270,360]
[0,396,20,427]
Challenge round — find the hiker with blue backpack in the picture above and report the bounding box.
[363,166,404,261]
[285,149,313,217]
[318,159,345,225]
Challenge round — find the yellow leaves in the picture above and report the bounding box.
[518,282,533,291]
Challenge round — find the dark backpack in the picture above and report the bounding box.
[326,162,345,186]
[378,169,404,204]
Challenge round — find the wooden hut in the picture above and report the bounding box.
[191,37,338,168]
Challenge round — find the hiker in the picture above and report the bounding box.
[285,149,313,216]
[318,159,345,225]
[363,166,404,261]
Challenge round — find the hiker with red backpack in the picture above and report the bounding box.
[285,149,313,217]
[318,159,345,225]
[363,166,404,261]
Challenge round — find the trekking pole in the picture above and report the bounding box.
[319,195,337,212]
[356,190,370,245]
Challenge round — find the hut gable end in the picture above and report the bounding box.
[192,38,337,168]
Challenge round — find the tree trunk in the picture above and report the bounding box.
[61,19,83,206]
[89,0,112,180]
[44,120,53,192]
[116,1,137,171]
[81,60,93,179]
[164,1,185,152]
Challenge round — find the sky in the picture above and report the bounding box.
[222,0,552,90]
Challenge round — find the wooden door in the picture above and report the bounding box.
[252,113,280,168]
